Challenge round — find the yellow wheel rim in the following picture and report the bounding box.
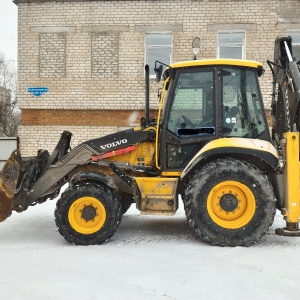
[68,196,106,234]
[207,181,256,229]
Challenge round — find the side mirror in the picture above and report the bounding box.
[154,64,163,82]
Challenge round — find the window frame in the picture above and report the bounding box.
[145,32,173,78]
[287,31,300,62]
[217,31,246,60]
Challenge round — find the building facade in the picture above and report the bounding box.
[13,0,300,155]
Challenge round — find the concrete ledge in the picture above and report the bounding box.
[207,23,257,31]
[31,26,76,33]
[82,25,129,33]
[135,24,183,32]
[276,23,300,30]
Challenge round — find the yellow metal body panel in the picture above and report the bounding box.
[135,177,178,215]
[106,140,156,167]
[282,132,300,223]
[200,137,278,157]
[161,171,182,177]
[170,59,263,69]
[181,137,278,178]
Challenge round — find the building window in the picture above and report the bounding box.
[287,31,300,62]
[217,32,245,59]
[145,33,172,77]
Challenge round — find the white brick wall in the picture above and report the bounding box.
[92,32,119,77]
[15,0,300,154]
[39,33,66,78]
[18,125,119,155]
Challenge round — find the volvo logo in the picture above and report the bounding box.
[100,139,128,150]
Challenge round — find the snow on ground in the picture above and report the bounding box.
[0,196,300,300]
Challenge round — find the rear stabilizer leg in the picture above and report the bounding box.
[276,132,300,236]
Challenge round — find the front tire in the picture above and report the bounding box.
[183,158,276,246]
[55,183,122,245]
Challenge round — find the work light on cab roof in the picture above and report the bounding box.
[192,37,200,60]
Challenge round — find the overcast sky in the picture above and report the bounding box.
[0,1,18,64]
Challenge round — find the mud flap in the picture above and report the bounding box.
[0,150,22,222]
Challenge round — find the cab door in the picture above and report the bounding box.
[159,67,221,172]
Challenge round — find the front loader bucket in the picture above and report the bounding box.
[0,150,22,222]
[0,131,72,222]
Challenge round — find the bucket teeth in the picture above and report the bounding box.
[0,151,22,222]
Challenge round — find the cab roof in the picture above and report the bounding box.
[170,59,263,69]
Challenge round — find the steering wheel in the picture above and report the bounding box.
[181,115,194,126]
[198,119,213,127]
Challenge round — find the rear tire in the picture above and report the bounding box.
[183,158,276,246]
[55,183,122,245]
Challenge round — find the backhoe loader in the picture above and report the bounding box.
[0,36,299,246]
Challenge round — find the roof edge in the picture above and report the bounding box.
[13,0,101,5]
[170,59,263,69]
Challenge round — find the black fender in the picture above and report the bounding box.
[180,138,279,183]
[69,171,118,190]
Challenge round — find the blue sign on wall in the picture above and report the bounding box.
[28,87,48,97]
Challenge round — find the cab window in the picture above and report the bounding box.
[222,67,267,138]
[167,70,215,136]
